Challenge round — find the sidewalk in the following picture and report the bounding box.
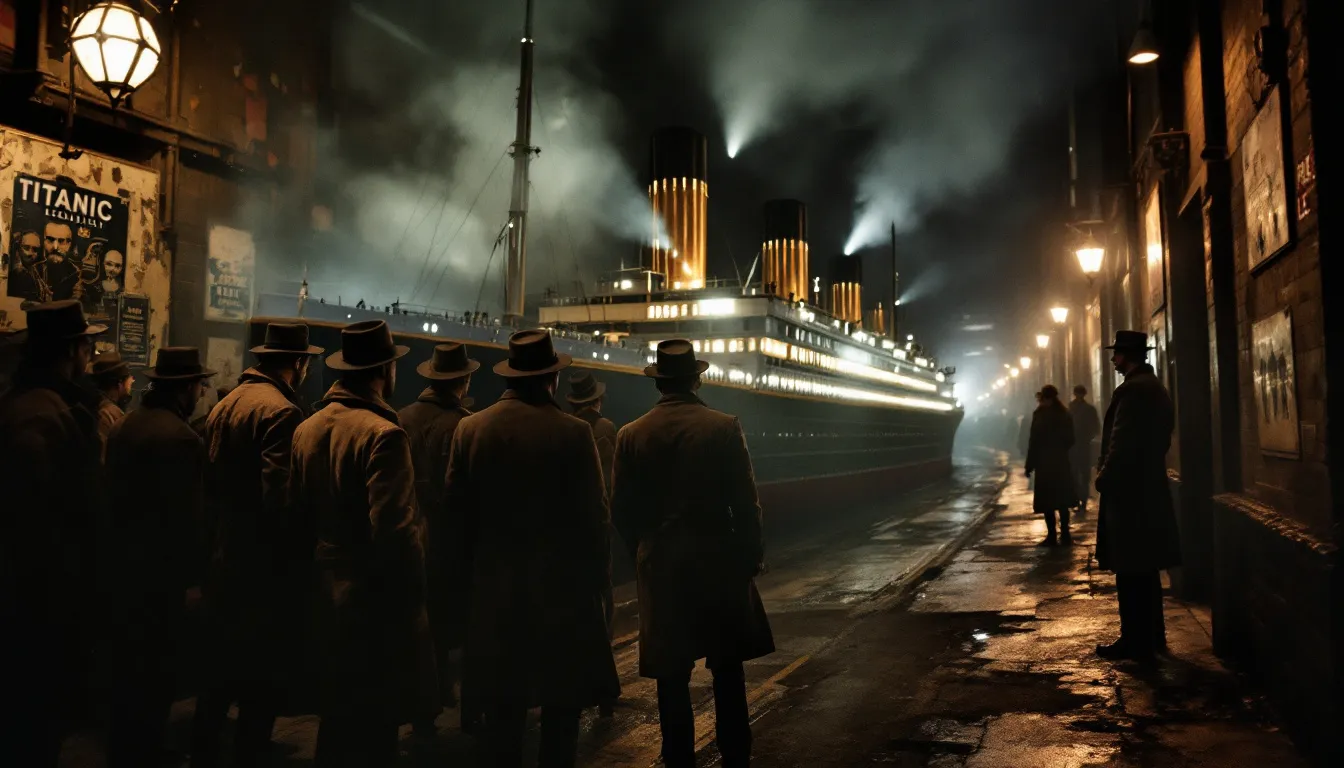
[747,466,1311,767]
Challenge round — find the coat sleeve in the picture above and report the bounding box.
[724,417,764,571]
[368,428,427,610]
[610,427,640,559]
[260,406,304,520]
[1096,391,1139,493]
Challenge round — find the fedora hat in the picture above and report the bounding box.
[644,339,710,379]
[145,347,217,381]
[326,320,410,371]
[251,322,324,356]
[417,343,480,381]
[565,371,606,404]
[91,350,131,381]
[25,299,107,340]
[492,330,572,377]
[1104,330,1155,351]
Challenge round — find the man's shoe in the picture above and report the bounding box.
[1095,639,1132,659]
[1060,531,1074,545]
[1037,535,1058,547]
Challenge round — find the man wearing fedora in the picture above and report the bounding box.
[191,323,323,766]
[290,319,436,766]
[90,349,134,457]
[399,342,479,732]
[444,329,619,767]
[1094,330,1180,662]
[102,346,215,767]
[0,300,106,765]
[611,339,774,768]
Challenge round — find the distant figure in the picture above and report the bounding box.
[356,298,366,309]
[444,330,618,766]
[90,350,134,458]
[1094,331,1180,663]
[1068,385,1101,514]
[1025,384,1076,546]
[612,340,775,768]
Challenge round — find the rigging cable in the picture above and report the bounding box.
[415,149,510,305]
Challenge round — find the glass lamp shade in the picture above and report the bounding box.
[1036,334,1051,350]
[1076,245,1104,275]
[1050,306,1070,324]
[70,3,162,108]
[1019,356,1032,370]
[1128,25,1159,64]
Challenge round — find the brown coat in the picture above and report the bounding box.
[612,392,775,678]
[574,405,617,493]
[1025,402,1076,513]
[445,389,619,709]
[1095,364,1181,572]
[0,368,103,714]
[290,382,437,722]
[201,368,308,686]
[399,387,472,655]
[96,395,125,460]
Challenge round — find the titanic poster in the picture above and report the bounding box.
[1242,87,1291,270]
[1251,308,1299,457]
[5,173,130,319]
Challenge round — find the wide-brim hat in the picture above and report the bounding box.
[24,299,107,340]
[417,343,480,381]
[144,347,218,381]
[565,371,607,404]
[91,350,131,380]
[493,330,572,377]
[644,339,710,379]
[1104,330,1155,351]
[326,320,410,371]
[251,322,324,356]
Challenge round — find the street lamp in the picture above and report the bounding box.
[1075,236,1105,277]
[1128,23,1159,65]
[1036,334,1051,349]
[69,2,163,110]
[1019,356,1032,370]
[1050,306,1069,324]
[1010,368,1020,378]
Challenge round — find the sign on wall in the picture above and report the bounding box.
[205,225,255,322]
[1251,308,1299,457]
[117,294,150,366]
[1143,188,1164,316]
[1242,87,1292,270]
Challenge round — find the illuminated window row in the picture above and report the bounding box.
[759,339,938,392]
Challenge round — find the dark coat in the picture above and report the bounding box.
[612,392,775,679]
[445,388,619,709]
[290,382,437,723]
[1068,398,1101,470]
[96,395,125,460]
[399,387,472,657]
[574,405,617,493]
[0,367,103,715]
[1026,403,1076,513]
[1095,364,1181,572]
[201,368,308,688]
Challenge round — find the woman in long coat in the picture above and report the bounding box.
[1025,384,1076,545]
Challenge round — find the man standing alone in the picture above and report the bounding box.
[611,340,775,768]
[1068,384,1101,514]
[1094,331,1181,662]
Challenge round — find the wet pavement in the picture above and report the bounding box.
[58,453,1309,766]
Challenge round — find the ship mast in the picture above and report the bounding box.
[890,221,900,339]
[504,0,538,322]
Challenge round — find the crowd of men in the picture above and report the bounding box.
[0,300,772,768]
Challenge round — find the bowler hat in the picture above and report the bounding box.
[565,371,606,404]
[417,343,480,381]
[251,322,324,356]
[644,339,710,379]
[326,320,410,371]
[492,330,572,377]
[91,350,131,381]
[25,299,107,339]
[145,347,217,381]
[1104,330,1155,351]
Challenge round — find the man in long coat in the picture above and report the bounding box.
[1026,384,1076,546]
[399,342,478,729]
[611,339,775,768]
[1094,330,1181,662]
[192,323,323,765]
[445,329,619,767]
[103,346,215,767]
[0,300,105,766]
[1068,384,1102,514]
[290,320,436,766]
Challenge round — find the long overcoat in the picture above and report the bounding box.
[612,392,775,679]
[574,405,617,492]
[399,387,472,661]
[1025,403,1076,513]
[1095,364,1182,572]
[201,368,308,691]
[290,382,437,723]
[444,389,619,710]
[0,367,103,721]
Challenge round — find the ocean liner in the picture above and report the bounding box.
[250,0,962,517]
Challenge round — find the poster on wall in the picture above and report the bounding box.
[117,294,150,366]
[1252,308,1299,457]
[1143,189,1164,316]
[4,174,130,321]
[1242,87,1291,270]
[205,225,255,322]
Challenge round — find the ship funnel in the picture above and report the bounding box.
[649,127,708,290]
[867,302,887,335]
[831,256,863,325]
[761,199,809,304]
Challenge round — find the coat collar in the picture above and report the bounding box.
[498,388,562,410]
[654,392,704,408]
[238,366,301,406]
[415,385,471,413]
[1121,363,1157,383]
[318,381,401,424]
